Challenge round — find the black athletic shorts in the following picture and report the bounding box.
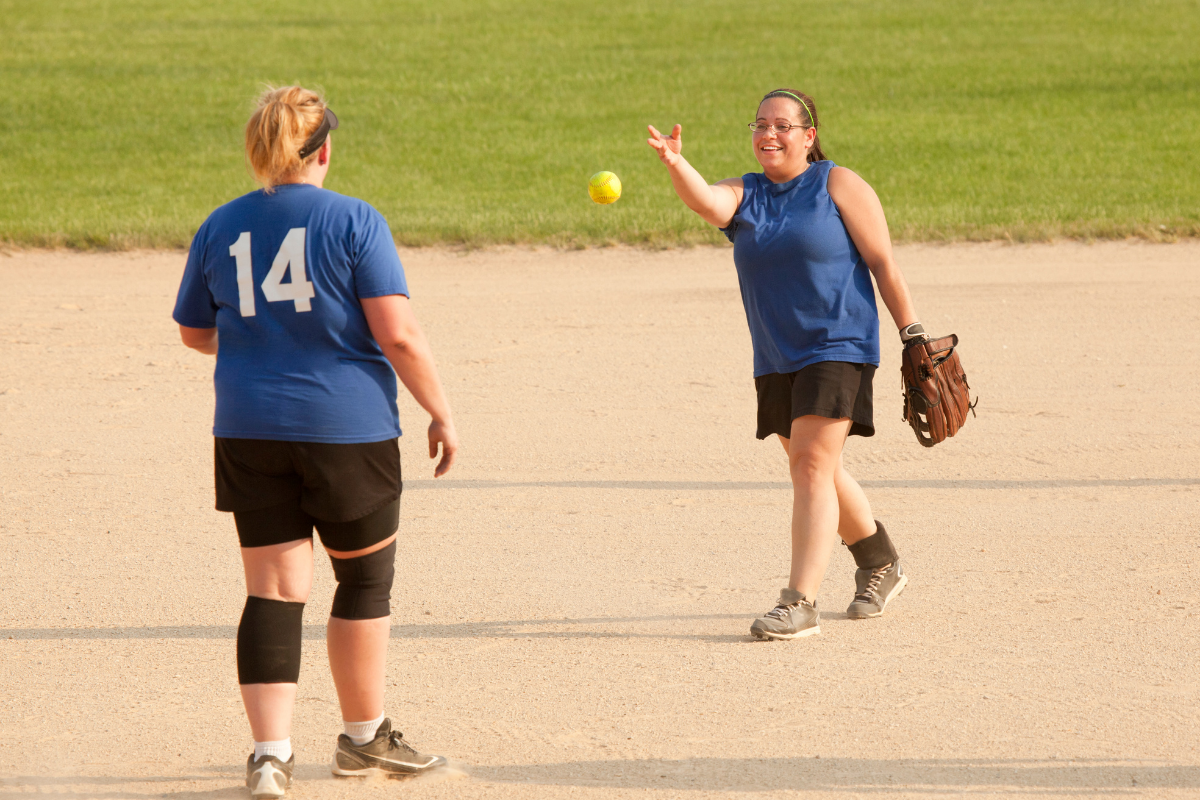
[755,361,876,440]
[215,437,402,550]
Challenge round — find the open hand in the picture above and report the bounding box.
[647,124,683,167]
[428,419,458,477]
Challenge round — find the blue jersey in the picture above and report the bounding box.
[173,184,409,443]
[722,161,880,377]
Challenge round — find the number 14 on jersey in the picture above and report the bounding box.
[229,228,316,316]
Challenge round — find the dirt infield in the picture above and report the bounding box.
[1,241,1198,798]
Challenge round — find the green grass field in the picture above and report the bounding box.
[2,0,1198,248]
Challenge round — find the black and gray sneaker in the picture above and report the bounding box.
[246,753,293,799]
[846,560,908,618]
[331,718,446,779]
[750,588,820,640]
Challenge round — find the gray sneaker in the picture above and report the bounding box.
[847,560,908,619]
[331,718,446,778]
[750,588,821,640]
[246,753,293,799]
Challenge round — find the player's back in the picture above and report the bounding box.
[174,184,409,443]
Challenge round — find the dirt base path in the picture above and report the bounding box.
[2,241,1198,798]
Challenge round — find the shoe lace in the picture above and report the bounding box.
[855,563,892,602]
[764,599,807,620]
[387,730,417,755]
[764,603,792,620]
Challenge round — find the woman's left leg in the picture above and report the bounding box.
[324,533,397,724]
[834,456,877,546]
[322,503,447,777]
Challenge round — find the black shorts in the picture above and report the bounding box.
[755,361,876,440]
[215,438,402,550]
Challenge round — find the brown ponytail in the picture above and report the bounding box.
[761,89,826,163]
[245,86,328,192]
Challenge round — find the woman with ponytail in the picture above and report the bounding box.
[647,89,927,640]
[174,86,455,796]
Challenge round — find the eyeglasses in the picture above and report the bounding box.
[748,122,809,134]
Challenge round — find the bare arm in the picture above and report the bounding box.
[360,295,458,477]
[826,166,919,334]
[647,124,743,228]
[179,325,218,355]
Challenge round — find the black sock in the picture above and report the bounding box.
[846,521,899,570]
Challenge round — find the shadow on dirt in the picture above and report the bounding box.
[406,477,1200,491]
[0,772,244,800]
[469,756,1198,793]
[0,613,760,644]
[4,757,1195,795]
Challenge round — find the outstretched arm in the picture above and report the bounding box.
[827,167,919,335]
[647,124,743,228]
[360,294,458,477]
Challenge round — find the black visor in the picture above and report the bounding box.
[298,108,339,159]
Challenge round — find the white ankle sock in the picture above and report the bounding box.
[253,738,292,761]
[344,712,386,745]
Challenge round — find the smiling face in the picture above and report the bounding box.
[753,96,817,181]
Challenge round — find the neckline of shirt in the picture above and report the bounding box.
[762,165,818,194]
[267,183,321,193]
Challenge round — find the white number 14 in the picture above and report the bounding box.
[228,228,316,316]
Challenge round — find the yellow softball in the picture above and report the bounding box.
[588,171,622,204]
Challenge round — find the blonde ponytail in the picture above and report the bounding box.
[245,86,327,192]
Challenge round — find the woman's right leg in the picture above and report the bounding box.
[776,440,876,547]
[778,415,853,598]
[780,435,907,616]
[751,416,849,640]
[240,539,314,742]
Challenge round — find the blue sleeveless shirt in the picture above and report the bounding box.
[721,160,879,377]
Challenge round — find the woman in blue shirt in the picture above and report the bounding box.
[648,89,928,640]
[175,86,455,796]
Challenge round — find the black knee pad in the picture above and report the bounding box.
[847,520,900,570]
[330,540,396,620]
[237,596,305,684]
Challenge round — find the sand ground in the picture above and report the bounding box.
[1,241,1198,799]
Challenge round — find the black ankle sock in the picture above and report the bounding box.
[846,521,899,570]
